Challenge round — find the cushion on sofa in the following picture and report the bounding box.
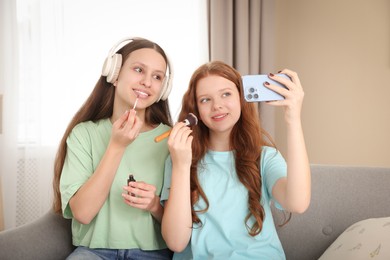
[319,217,390,260]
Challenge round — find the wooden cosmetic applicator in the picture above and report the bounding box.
[154,113,198,142]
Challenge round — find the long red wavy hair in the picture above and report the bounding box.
[178,61,275,236]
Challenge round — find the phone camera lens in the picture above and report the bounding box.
[249,87,255,93]
[254,94,259,99]
[246,94,253,100]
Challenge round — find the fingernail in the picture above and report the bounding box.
[265,81,270,85]
[269,73,275,77]
[278,70,282,73]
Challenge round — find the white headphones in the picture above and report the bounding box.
[101,37,173,102]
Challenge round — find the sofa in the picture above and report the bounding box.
[0,164,389,260]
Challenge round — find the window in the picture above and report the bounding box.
[16,0,208,146]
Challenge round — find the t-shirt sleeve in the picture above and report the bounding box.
[60,124,94,219]
[260,146,287,209]
[160,155,173,206]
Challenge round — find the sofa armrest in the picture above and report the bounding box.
[273,164,390,260]
[0,210,74,260]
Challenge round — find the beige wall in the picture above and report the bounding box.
[273,0,390,167]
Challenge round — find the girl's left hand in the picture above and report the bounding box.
[122,181,160,212]
[265,69,305,124]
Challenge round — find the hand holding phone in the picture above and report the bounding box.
[242,74,289,102]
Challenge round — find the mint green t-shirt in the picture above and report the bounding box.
[60,118,171,250]
[161,146,287,259]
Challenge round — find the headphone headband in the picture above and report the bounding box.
[101,37,173,102]
[106,37,145,60]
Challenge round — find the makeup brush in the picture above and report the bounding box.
[154,113,198,143]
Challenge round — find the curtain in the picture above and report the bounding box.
[208,0,278,134]
[0,94,2,230]
[0,0,20,230]
[0,0,63,230]
[0,176,3,231]
[208,0,262,75]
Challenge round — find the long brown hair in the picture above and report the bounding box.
[52,38,173,214]
[179,61,275,236]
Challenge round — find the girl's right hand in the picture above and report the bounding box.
[111,109,143,148]
[167,122,193,166]
[265,70,304,125]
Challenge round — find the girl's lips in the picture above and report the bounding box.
[211,113,228,121]
[133,89,149,98]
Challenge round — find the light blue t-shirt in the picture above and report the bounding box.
[161,146,287,259]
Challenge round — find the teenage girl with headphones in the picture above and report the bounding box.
[52,37,174,259]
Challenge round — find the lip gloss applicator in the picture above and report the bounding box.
[132,96,139,110]
[154,113,198,143]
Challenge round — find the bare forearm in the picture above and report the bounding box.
[286,120,311,213]
[162,164,192,252]
[70,142,125,224]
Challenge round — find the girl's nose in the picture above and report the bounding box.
[212,100,222,110]
[140,75,152,88]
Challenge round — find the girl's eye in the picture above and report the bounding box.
[153,74,163,81]
[199,98,209,104]
[134,67,142,73]
[222,92,231,97]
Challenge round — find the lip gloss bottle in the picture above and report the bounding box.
[127,174,136,196]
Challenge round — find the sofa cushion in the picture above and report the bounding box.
[319,217,390,260]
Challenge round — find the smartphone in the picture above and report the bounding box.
[242,74,289,102]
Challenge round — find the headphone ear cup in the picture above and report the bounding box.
[101,57,111,77]
[102,53,122,83]
[156,58,174,102]
[156,77,168,102]
[156,73,174,102]
[160,75,173,101]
